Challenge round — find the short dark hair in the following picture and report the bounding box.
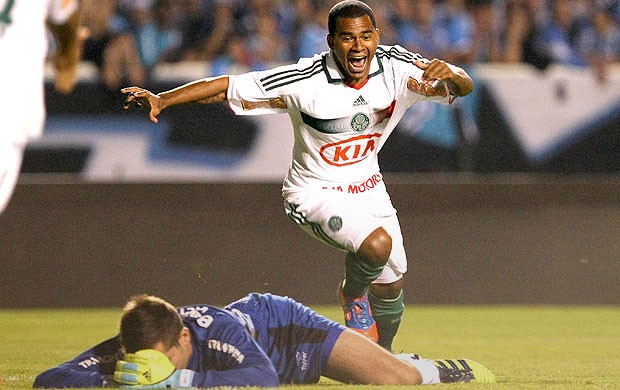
[119,294,183,353]
[328,0,376,35]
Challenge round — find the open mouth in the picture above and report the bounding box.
[348,56,367,72]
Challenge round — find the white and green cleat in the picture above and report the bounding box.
[433,359,496,384]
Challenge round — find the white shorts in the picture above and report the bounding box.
[284,176,407,284]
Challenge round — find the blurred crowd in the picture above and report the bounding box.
[78,0,620,89]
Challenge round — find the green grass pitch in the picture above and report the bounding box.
[1,305,619,389]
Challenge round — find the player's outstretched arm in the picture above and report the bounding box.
[33,337,121,388]
[121,76,230,123]
[415,59,474,97]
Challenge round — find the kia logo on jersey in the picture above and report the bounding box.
[319,133,381,166]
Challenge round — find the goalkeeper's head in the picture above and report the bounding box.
[119,294,192,369]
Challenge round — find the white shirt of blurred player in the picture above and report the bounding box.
[0,0,78,144]
[227,45,454,194]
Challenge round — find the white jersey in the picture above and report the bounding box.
[227,45,454,194]
[0,0,78,143]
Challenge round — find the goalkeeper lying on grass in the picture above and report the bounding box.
[34,293,495,388]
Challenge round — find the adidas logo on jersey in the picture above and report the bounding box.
[353,95,367,106]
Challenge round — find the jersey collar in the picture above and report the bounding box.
[322,50,384,85]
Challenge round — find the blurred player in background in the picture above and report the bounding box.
[34,292,494,388]
[121,0,474,351]
[0,0,85,215]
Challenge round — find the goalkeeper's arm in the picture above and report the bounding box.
[115,349,279,388]
[34,337,121,388]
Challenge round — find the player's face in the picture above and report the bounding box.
[155,327,193,369]
[327,15,380,87]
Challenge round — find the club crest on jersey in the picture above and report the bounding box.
[300,100,395,134]
[350,113,370,132]
[320,133,381,166]
[328,216,343,232]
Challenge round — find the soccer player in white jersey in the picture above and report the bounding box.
[122,0,474,351]
[0,0,85,214]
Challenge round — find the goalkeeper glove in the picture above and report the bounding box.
[118,370,195,388]
[114,349,195,388]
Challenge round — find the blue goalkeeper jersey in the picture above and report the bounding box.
[34,293,345,388]
[224,292,345,384]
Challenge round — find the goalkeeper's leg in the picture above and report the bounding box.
[324,329,423,385]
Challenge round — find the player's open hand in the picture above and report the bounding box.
[114,349,175,385]
[113,349,195,388]
[121,87,162,123]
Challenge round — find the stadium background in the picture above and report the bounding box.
[1,61,619,308]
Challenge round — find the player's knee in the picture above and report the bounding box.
[358,228,392,267]
[370,279,403,300]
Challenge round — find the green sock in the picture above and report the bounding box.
[342,252,385,298]
[368,289,404,351]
